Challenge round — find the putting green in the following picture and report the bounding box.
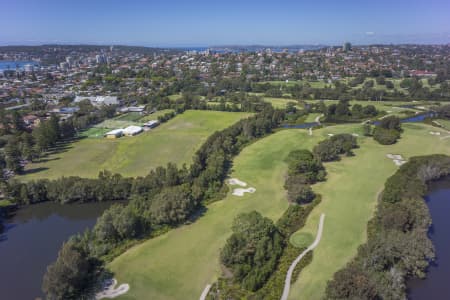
[20,111,251,180]
[290,232,314,248]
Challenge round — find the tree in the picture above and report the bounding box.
[373,116,402,145]
[220,211,284,291]
[325,262,378,300]
[335,100,351,117]
[287,183,315,204]
[363,124,372,136]
[373,127,400,145]
[4,138,23,173]
[42,241,104,300]
[313,134,358,162]
[11,110,26,133]
[379,116,401,131]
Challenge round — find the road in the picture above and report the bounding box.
[280,213,325,300]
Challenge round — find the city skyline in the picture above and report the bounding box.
[1,0,450,46]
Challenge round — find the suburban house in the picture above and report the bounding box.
[22,115,41,127]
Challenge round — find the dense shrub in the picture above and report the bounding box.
[220,211,284,291]
[313,134,358,161]
[372,127,400,145]
[373,115,402,145]
[284,149,325,204]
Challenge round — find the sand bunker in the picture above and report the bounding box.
[429,131,441,136]
[229,178,256,196]
[96,279,130,299]
[228,178,247,187]
[232,187,256,196]
[327,133,334,137]
[352,133,359,137]
[386,154,407,166]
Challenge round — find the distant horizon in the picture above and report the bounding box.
[0,41,449,49]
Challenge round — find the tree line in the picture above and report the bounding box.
[324,100,379,122]
[371,115,403,145]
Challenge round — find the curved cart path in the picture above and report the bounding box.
[315,114,324,125]
[199,284,212,300]
[280,213,325,300]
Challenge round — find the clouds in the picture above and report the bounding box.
[365,32,376,36]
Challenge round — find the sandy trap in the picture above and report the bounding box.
[96,279,130,299]
[228,178,247,187]
[429,131,441,136]
[386,154,407,166]
[232,187,256,196]
[228,178,256,196]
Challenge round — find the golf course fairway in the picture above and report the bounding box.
[21,110,251,180]
[109,122,450,300]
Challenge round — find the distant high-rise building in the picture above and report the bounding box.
[66,56,75,67]
[96,54,106,64]
[343,42,352,52]
[59,62,69,70]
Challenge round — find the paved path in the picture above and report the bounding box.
[280,213,325,300]
[315,114,324,125]
[199,284,212,300]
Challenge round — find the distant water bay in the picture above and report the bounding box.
[0,60,39,72]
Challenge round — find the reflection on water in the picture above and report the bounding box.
[0,201,117,300]
[408,178,450,300]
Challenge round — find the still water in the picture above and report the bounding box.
[0,61,39,72]
[0,201,116,300]
[408,179,450,299]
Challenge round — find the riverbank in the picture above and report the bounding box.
[408,178,450,299]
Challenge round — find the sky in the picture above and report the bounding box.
[1,0,449,46]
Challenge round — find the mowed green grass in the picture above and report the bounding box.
[289,123,450,300]
[109,122,450,300]
[263,97,301,109]
[21,111,250,180]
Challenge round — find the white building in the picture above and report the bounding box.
[74,96,119,106]
[123,126,143,136]
[105,129,123,139]
[143,120,159,128]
